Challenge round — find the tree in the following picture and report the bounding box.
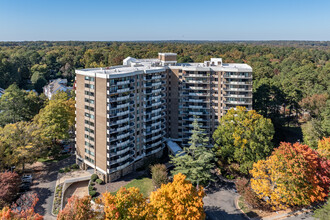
[57,196,96,220]
[0,84,26,126]
[0,192,42,220]
[30,71,47,93]
[171,118,214,186]
[299,93,328,119]
[0,84,46,126]
[0,121,47,170]
[250,142,330,210]
[213,106,275,174]
[149,173,205,220]
[150,164,168,189]
[102,187,148,220]
[0,172,20,206]
[302,119,324,148]
[317,137,330,159]
[34,91,75,142]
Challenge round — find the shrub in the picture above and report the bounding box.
[90,182,95,186]
[64,167,71,172]
[89,190,96,197]
[96,179,103,184]
[71,164,79,169]
[235,178,270,210]
[151,164,168,189]
[59,169,65,173]
[88,185,94,191]
[91,174,98,182]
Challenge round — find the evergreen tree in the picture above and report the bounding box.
[171,118,214,187]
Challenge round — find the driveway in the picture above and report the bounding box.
[204,179,247,220]
[30,155,75,219]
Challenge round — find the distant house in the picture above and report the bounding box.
[43,78,72,99]
[0,88,5,99]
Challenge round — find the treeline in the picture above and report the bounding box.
[0,41,329,145]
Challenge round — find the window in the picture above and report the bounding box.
[85,91,94,96]
[85,105,94,111]
[85,120,94,126]
[85,113,94,119]
[85,156,94,163]
[85,84,95,89]
[85,127,94,134]
[85,98,94,104]
[85,76,95,81]
[85,141,94,148]
[85,134,94,141]
[85,148,95,156]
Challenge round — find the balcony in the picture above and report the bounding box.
[145,140,163,149]
[224,100,252,105]
[111,103,130,109]
[116,80,130,86]
[117,88,130,93]
[224,87,249,92]
[110,110,130,118]
[144,75,164,81]
[224,94,252,98]
[224,81,252,85]
[188,92,209,96]
[184,74,208,78]
[144,88,162,94]
[144,121,162,129]
[186,80,208,84]
[224,74,252,79]
[109,95,130,102]
[146,147,163,156]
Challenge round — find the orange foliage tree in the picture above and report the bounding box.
[149,173,205,220]
[102,187,148,220]
[57,196,95,220]
[250,142,330,210]
[0,193,42,220]
[317,137,330,159]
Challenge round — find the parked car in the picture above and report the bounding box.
[21,174,33,183]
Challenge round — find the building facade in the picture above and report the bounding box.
[75,53,252,182]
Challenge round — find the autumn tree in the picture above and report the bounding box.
[0,121,47,170]
[150,164,168,189]
[149,173,205,220]
[0,192,42,220]
[171,118,214,186]
[102,187,148,220]
[34,91,75,142]
[317,137,330,159]
[0,172,20,207]
[57,196,96,220]
[250,142,330,210]
[213,106,274,174]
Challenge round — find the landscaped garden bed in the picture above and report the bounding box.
[52,183,63,215]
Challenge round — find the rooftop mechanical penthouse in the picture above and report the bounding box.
[75,53,252,182]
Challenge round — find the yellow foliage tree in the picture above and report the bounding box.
[102,187,148,220]
[149,173,206,220]
[250,142,330,210]
[317,137,330,159]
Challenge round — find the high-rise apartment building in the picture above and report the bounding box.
[75,53,252,182]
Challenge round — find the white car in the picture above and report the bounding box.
[21,174,33,183]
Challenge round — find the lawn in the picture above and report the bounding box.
[112,177,154,197]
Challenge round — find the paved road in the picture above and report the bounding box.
[204,179,247,220]
[285,212,314,220]
[30,155,75,220]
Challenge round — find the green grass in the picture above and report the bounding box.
[111,177,154,197]
[37,154,71,163]
[238,196,259,218]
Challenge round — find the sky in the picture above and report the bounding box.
[0,0,330,41]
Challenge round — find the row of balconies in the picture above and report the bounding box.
[224,100,253,105]
[144,132,163,143]
[224,74,252,79]
[224,87,250,92]
[144,81,163,87]
[145,140,163,149]
[108,94,131,102]
[223,94,252,98]
[109,152,133,165]
[185,80,209,84]
[144,88,164,95]
[108,160,132,173]
[224,81,252,85]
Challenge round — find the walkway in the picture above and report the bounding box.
[204,179,247,220]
